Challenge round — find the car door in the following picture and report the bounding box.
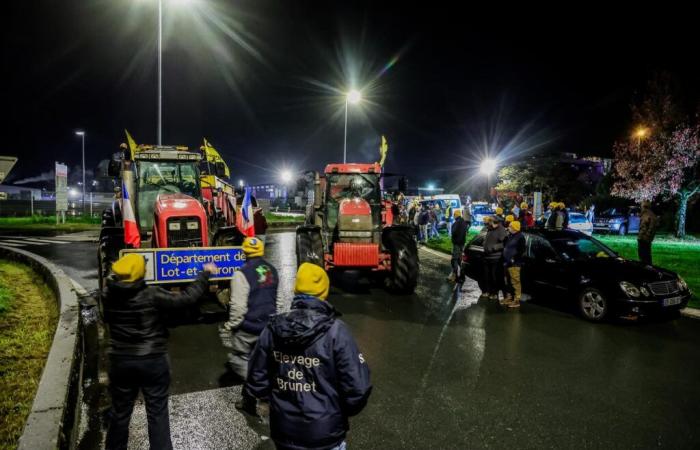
[524,235,569,294]
[627,207,641,232]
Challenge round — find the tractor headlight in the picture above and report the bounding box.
[678,276,689,292]
[186,221,199,230]
[620,281,641,298]
[168,222,181,231]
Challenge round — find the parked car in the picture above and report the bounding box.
[543,211,593,235]
[461,229,690,321]
[419,194,462,229]
[470,202,494,228]
[592,206,641,235]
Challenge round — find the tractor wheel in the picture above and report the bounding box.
[96,244,113,319]
[384,227,419,294]
[296,226,323,267]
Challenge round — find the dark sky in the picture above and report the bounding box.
[3,1,699,190]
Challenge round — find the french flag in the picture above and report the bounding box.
[122,181,141,248]
[238,186,255,237]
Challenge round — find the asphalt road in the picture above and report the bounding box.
[3,231,700,449]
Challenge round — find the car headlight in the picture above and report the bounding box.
[620,281,641,298]
[678,277,688,291]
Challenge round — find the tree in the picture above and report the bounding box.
[611,75,700,238]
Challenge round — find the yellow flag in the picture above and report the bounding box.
[201,138,230,177]
[124,130,138,159]
[378,135,388,167]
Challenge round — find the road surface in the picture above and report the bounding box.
[2,231,700,449]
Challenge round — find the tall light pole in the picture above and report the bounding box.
[157,0,163,145]
[480,157,496,201]
[343,89,362,163]
[75,131,86,214]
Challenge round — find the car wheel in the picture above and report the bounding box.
[618,224,627,236]
[578,288,608,322]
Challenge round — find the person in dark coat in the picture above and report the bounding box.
[482,216,508,300]
[102,254,215,450]
[545,202,558,229]
[224,237,283,412]
[637,200,658,265]
[502,221,526,308]
[448,209,468,282]
[246,263,372,450]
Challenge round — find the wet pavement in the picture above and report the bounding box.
[4,230,700,448]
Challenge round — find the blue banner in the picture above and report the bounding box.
[120,247,246,284]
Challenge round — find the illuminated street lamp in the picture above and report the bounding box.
[634,126,649,146]
[75,130,86,213]
[343,89,362,164]
[238,179,244,188]
[480,157,496,198]
[280,170,293,184]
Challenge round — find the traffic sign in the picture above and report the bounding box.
[119,246,246,284]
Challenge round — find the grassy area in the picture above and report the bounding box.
[0,215,100,232]
[0,260,58,448]
[425,230,700,309]
[266,212,305,224]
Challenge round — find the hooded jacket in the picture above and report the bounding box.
[503,231,526,267]
[102,271,210,356]
[451,216,468,246]
[246,295,372,450]
[483,224,508,260]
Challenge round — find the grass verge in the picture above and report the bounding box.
[266,212,305,224]
[424,231,700,309]
[0,215,100,232]
[0,260,58,448]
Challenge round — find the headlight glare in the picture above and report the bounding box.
[620,281,641,298]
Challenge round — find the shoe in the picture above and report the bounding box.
[235,395,258,416]
[500,295,513,305]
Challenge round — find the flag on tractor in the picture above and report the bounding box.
[238,186,255,237]
[122,181,141,248]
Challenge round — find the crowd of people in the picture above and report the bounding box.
[102,237,371,450]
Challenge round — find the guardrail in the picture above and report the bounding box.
[0,246,83,450]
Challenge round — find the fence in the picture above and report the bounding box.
[0,198,113,218]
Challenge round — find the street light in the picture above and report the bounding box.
[75,130,86,214]
[280,170,292,184]
[238,179,244,188]
[343,89,362,164]
[634,126,649,146]
[480,157,496,200]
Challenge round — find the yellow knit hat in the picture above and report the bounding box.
[112,253,146,282]
[453,209,462,218]
[495,207,504,215]
[242,237,264,257]
[509,221,521,232]
[505,214,515,223]
[294,263,330,300]
[559,202,566,209]
[520,202,528,209]
[549,202,558,209]
[483,216,492,223]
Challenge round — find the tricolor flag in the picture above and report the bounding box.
[238,187,255,237]
[122,181,141,248]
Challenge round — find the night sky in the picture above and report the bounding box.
[3,1,699,190]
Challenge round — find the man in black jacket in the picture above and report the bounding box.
[482,216,508,300]
[246,262,372,450]
[502,221,526,308]
[448,209,468,282]
[102,253,216,450]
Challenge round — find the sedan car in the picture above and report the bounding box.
[470,203,494,228]
[543,211,593,235]
[461,229,691,321]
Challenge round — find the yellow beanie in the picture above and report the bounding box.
[495,207,504,215]
[112,253,146,282]
[509,221,521,232]
[483,216,492,223]
[294,263,330,300]
[505,214,515,223]
[242,237,264,257]
[453,209,462,218]
[520,202,528,209]
[558,202,566,209]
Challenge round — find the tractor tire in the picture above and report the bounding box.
[384,227,419,294]
[296,226,323,267]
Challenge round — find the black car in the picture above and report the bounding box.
[461,229,691,321]
[592,206,641,235]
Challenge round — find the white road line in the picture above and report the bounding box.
[18,238,70,245]
[0,242,25,247]
[0,239,44,245]
[419,246,451,261]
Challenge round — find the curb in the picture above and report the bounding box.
[418,245,700,320]
[0,246,83,449]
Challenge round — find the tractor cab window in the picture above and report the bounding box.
[325,173,380,230]
[136,161,201,229]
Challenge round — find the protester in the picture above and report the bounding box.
[503,220,526,308]
[504,214,515,228]
[102,254,216,450]
[480,215,492,233]
[448,209,468,282]
[586,203,596,223]
[245,263,372,450]
[223,237,284,413]
[545,202,558,229]
[494,206,505,222]
[445,203,453,237]
[482,216,507,300]
[560,203,569,229]
[512,203,520,218]
[463,205,473,228]
[429,205,440,238]
[638,200,658,265]
[518,202,534,229]
[417,206,430,243]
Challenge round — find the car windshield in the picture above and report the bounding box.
[601,208,621,216]
[550,235,617,261]
[569,213,587,224]
[472,206,493,215]
[137,161,201,229]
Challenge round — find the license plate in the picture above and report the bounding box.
[662,296,683,307]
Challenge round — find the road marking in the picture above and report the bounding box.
[13,237,70,245]
[0,242,25,247]
[419,246,451,261]
[0,238,45,245]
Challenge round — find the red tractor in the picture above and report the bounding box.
[295,162,418,294]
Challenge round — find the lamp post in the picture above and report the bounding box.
[480,157,496,201]
[157,0,163,145]
[75,131,86,214]
[634,126,649,147]
[343,89,362,163]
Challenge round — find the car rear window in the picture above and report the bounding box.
[569,214,587,224]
